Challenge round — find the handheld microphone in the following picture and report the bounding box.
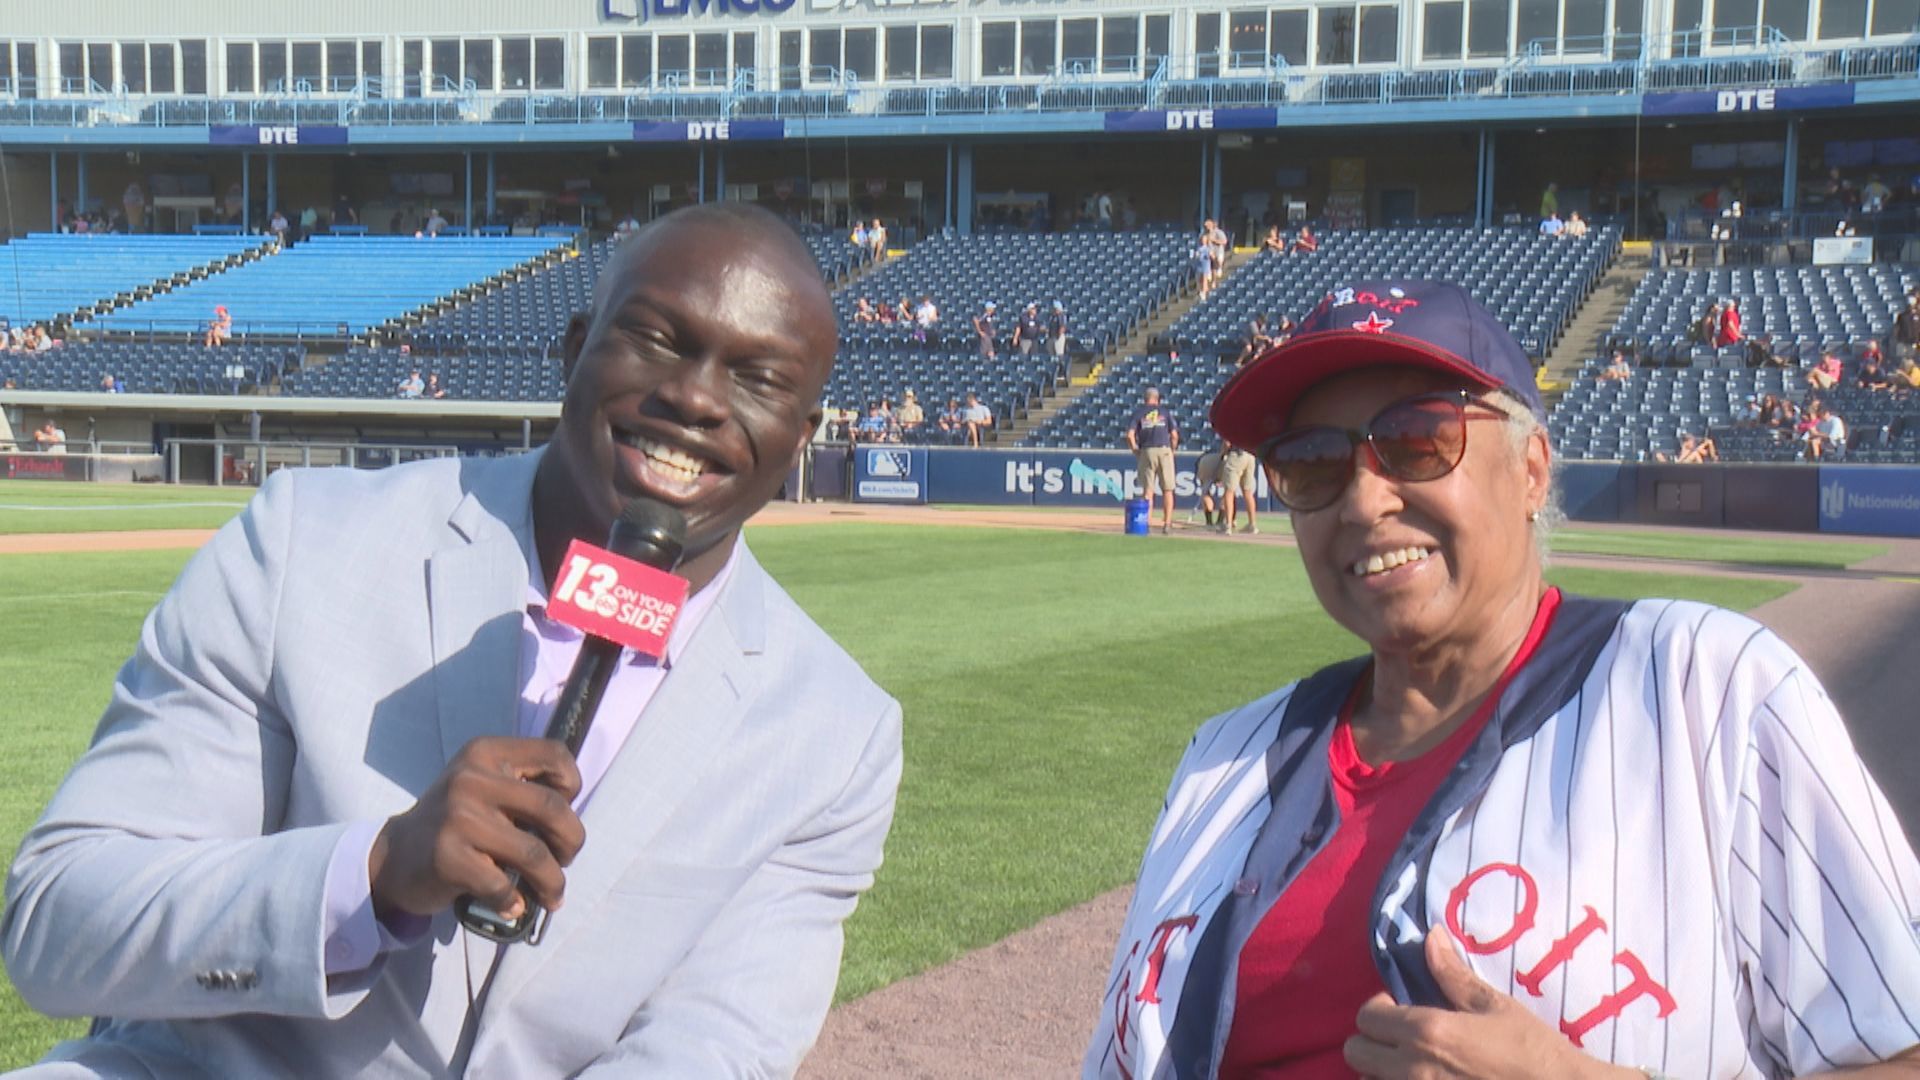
[455,498,688,945]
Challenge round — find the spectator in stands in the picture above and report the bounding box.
[959,392,992,447]
[268,210,291,247]
[1540,181,1559,219]
[1539,212,1564,238]
[1193,234,1219,300]
[854,401,890,443]
[1806,352,1844,391]
[423,207,448,237]
[867,219,887,261]
[1744,333,1786,368]
[25,326,55,353]
[1237,314,1274,366]
[912,295,938,344]
[1048,301,1069,359]
[1692,301,1722,346]
[1096,191,1114,230]
[300,206,320,241]
[1217,442,1259,536]
[1205,219,1229,276]
[1862,174,1892,214]
[1890,292,1920,363]
[1859,353,1892,390]
[424,373,448,400]
[1293,224,1319,253]
[1677,432,1719,463]
[33,419,66,453]
[1714,298,1743,347]
[1896,357,1920,392]
[1596,350,1633,382]
[1806,402,1847,460]
[99,374,121,394]
[1757,393,1785,428]
[850,220,869,251]
[973,301,998,360]
[1262,225,1286,253]
[204,305,232,348]
[853,298,879,324]
[1014,303,1043,357]
[396,370,425,399]
[896,390,924,436]
[1126,386,1180,535]
[1819,167,1855,211]
[938,396,963,440]
[894,297,913,325]
[1564,211,1589,239]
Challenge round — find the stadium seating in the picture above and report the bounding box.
[280,345,563,401]
[0,234,267,327]
[823,230,1194,429]
[1168,225,1622,361]
[0,340,299,394]
[1607,265,1917,358]
[91,236,570,338]
[1020,353,1236,449]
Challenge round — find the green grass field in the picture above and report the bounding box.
[0,519,1804,1068]
[0,480,254,535]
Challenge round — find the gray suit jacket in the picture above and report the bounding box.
[3,450,903,1078]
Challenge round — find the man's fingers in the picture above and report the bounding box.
[1353,994,1438,1046]
[463,812,570,912]
[1426,925,1502,1013]
[486,772,587,867]
[1342,1032,1410,1078]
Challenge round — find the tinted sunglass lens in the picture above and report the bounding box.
[1269,430,1353,510]
[1371,398,1466,482]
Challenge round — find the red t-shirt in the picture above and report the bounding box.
[1218,589,1562,1079]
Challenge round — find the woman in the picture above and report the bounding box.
[1808,352,1844,391]
[1087,280,1920,1079]
[1294,224,1319,254]
[1263,225,1287,254]
[205,305,232,348]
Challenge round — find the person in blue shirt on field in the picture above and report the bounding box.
[1126,387,1180,535]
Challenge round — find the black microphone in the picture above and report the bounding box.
[455,499,687,945]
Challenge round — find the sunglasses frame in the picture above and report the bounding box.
[1257,390,1513,513]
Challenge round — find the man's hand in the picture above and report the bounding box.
[368,737,586,924]
[1343,926,1637,1080]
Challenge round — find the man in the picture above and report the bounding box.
[973,301,998,360]
[1539,212,1564,238]
[3,204,903,1078]
[32,418,66,453]
[424,207,449,236]
[1126,387,1179,535]
[959,392,993,447]
[867,219,886,261]
[1715,297,1743,347]
[1808,402,1848,460]
[1540,180,1559,219]
[1237,314,1273,366]
[1891,292,1920,364]
[1564,210,1590,238]
[1216,441,1259,535]
[1014,303,1042,357]
[855,401,892,444]
[938,396,963,440]
[1047,301,1069,359]
[1188,444,1224,528]
[396,370,425,399]
[895,389,924,436]
[912,294,939,346]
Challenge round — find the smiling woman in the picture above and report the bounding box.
[1086,280,1920,1080]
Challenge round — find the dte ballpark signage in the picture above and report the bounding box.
[1104,108,1274,133]
[208,126,349,146]
[1641,83,1855,117]
[602,0,953,21]
[633,119,784,142]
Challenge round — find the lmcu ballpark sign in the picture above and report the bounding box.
[1641,83,1855,117]
[603,0,951,20]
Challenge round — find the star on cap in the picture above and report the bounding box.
[1352,312,1395,334]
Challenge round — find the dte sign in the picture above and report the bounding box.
[1165,109,1215,131]
[687,121,732,140]
[257,126,301,145]
[1716,89,1778,112]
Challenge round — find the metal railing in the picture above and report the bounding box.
[162,437,528,486]
[0,34,1916,128]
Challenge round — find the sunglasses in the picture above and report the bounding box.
[1257,390,1512,512]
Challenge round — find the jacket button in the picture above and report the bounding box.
[1233,877,1259,896]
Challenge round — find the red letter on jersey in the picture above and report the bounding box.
[1560,949,1679,1047]
[1514,905,1607,998]
[1135,915,1199,1005]
[1444,862,1539,955]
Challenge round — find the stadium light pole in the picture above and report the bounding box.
[1632,107,1642,242]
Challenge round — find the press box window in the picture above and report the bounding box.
[920,24,954,78]
[980,21,1015,77]
[886,25,916,80]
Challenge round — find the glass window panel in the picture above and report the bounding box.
[1764,0,1810,38]
[886,25,916,80]
[1424,1,1466,58]
[327,41,357,87]
[778,30,801,89]
[1468,0,1510,56]
[695,32,726,84]
[1565,0,1605,43]
[87,42,113,89]
[58,42,82,90]
[588,37,617,88]
[1715,0,1759,42]
[808,27,839,78]
[463,39,495,90]
[1818,0,1867,36]
[292,41,323,87]
[1516,0,1557,51]
[981,21,1016,77]
[1196,11,1221,76]
[431,39,459,89]
[1145,14,1172,70]
[845,27,876,81]
[501,37,531,90]
[1228,9,1268,67]
[404,40,425,93]
[1102,16,1138,74]
[1062,17,1098,72]
[1020,18,1056,76]
[1670,0,1705,52]
[921,24,953,78]
[1613,0,1645,56]
[260,42,288,91]
[733,31,753,79]
[1318,6,1358,64]
[658,34,691,83]
[624,35,652,88]
[1359,5,1399,60]
[121,42,146,93]
[1873,0,1920,33]
[1271,10,1311,64]
[0,46,12,89]
[180,39,205,95]
[535,37,564,89]
[362,40,381,93]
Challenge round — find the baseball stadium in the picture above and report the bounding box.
[2,0,1919,1075]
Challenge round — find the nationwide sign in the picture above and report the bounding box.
[1103,108,1274,133]
[1641,83,1855,118]
[633,119,784,141]
[209,125,349,146]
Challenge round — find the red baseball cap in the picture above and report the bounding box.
[1210,279,1543,449]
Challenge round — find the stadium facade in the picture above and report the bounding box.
[1,0,1917,241]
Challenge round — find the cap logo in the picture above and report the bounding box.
[1330,285,1422,315]
[1352,312,1395,334]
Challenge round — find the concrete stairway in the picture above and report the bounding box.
[997,249,1248,445]
[1538,242,1651,404]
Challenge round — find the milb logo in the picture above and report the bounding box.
[1821,480,1846,520]
[866,449,912,478]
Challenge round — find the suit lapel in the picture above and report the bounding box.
[472,545,770,1042]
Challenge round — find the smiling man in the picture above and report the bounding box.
[3,204,903,1078]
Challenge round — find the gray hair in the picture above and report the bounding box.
[1482,390,1565,566]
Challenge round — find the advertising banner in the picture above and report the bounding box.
[1817,466,1920,537]
[632,119,783,142]
[209,125,349,146]
[1103,108,1274,134]
[923,448,1275,510]
[852,446,927,503]
[1641,84,1854,118]
[2,454,91,481]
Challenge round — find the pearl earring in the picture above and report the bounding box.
[1527,510,1539,523]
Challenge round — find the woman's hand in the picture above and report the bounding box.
[1343,926,1638,1080]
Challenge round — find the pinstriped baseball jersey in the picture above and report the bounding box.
[1085,597,1920,1080]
